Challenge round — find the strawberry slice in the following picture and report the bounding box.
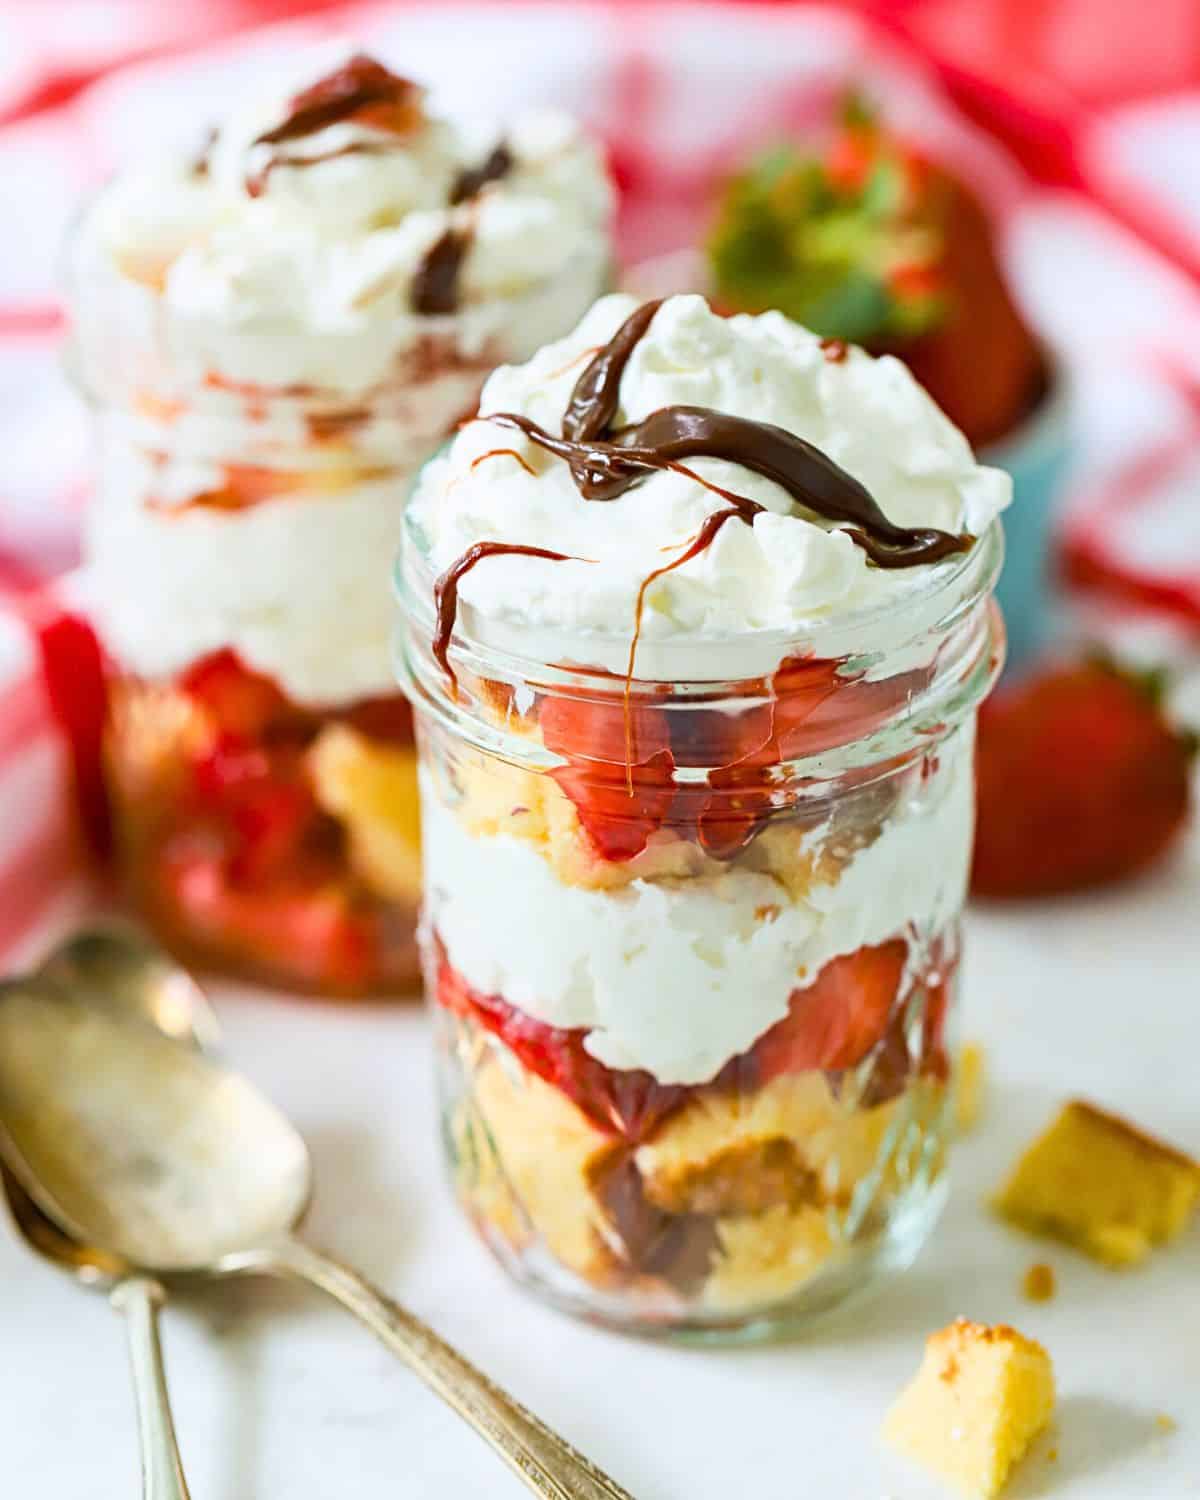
[540,687,676,861]
[186,732,330,883]
[551,749,677,862]
[157,846,390,994]
[435,951,684,1139]
[536,657,931,864]
[226,777,327,885]
[753,940,909,1083]
[181,649,302,738]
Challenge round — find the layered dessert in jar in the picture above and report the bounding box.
[396,293,1007,1334]
[706,96,1066,667]
[66,50,613,994]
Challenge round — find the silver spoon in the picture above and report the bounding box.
[0,985,635,1499]
[1,926,218,1499]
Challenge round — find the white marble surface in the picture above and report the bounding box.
[2,824,1198,1499]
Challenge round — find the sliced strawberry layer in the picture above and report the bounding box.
[180,648,414,746]
[123,649,417,994]
[536,655,932,865]
[753,940,909,1082]
[540,686,676,860]
[181,648,300,738]
[436,950,685,1139]
[154,847,409,994]
[435,935,952,1138]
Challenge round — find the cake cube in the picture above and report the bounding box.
[309,725,422,902]
[992,1099,1200,1267]
[885,1318,1055,1497]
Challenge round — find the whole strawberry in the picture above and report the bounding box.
[971,659,1195,898]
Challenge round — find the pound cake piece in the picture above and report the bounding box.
[309,725,422,903]
[704,1201,835,1311]
[885,1319,1055,1497]
[470,1052,621,1284]
[634,1073,908,1217]
[992,1099,1200,1267]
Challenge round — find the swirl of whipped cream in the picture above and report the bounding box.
[76,48,613,390]
[406,293,1011,676]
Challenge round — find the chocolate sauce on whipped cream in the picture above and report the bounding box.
[494,300,972,567]
[253,55,422,148]
[450,142,514,206]
[431,301,974,682]
[494,406,969,567]
[410,228,472,316]
[562,298,662,442]
[245,56,424,198]
[433,541,576,686]
[246,141,396,199]
[412,142,515,313]
[249,59,517,313]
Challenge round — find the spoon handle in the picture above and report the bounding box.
[110,1278,192,1500]
[244,1236,634,1500]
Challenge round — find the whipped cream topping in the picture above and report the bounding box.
[407,294,1010,676]
[76,49,612,390]
[424,724,974,1086]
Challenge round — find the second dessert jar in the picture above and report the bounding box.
[67,51,613,995]
[397,293,1006,1337]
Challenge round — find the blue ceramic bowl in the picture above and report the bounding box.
[982,368,1073,674]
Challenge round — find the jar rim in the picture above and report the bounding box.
[396,503,1005,690]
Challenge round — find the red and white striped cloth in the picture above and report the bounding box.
[0,603,97,970]
[0,0,1198,964]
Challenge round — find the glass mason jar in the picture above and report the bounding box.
[398,506,1004,1337]
[66,235,604,995]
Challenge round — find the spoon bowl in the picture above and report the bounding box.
[0,985,635,1499]
[0,987,310,1270]
[0,924,224,1280]
[36,924,221,1051]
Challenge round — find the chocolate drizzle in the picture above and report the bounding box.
[246,141,395,199]
[410,228,471,316]
[429,299,975,687]
[450,142,514,205]
[433,541,578,687]
[252,55,422,147]
[562,299,662,443]
[413,142,514,312]
[491,407,969,567]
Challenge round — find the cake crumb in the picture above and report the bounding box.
[992,1098,1200,1266]
[1021,1261,1056,1302]
[955,1042,986,1133]
[884,1318,1055,1497]
[1155,1413,1177,1434]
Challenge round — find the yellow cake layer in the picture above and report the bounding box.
[309,724,422,904]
